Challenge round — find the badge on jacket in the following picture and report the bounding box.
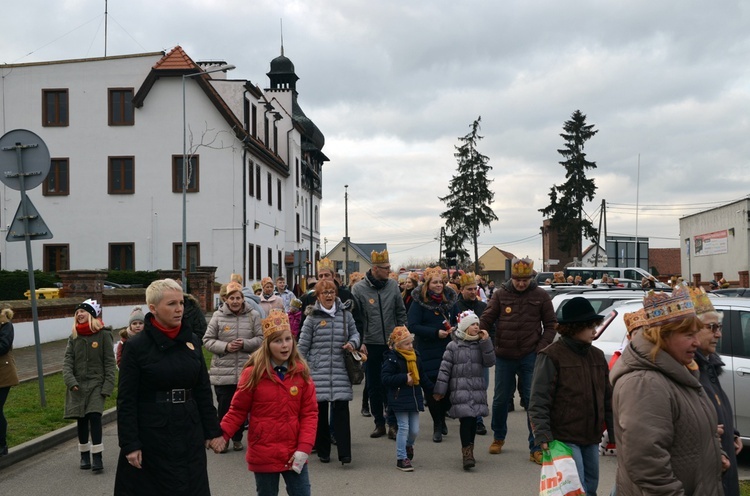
[369,298,375,305]
[505,306,512,314]
[320,320,327,327]
[91,341,99,349]
[290,386,299,396]
[186,342,195,350]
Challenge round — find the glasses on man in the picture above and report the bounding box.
[705,323,723,333]
[376,265,391,271]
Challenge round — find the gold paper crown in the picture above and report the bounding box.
[371,249,389,265]
[317,257,335,273]
[389,326,413,346]
[623,308,648,336]
[643,286,696,327]
[511,257,534,278]
[689,286,715,315]
[459,272,477,288]
[423,267,444,283]
[261,309,291,338]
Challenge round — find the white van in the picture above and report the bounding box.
[563,266,656,282]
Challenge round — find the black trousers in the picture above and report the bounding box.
[315,401,351,460]
[424,389,450,430]
[77,412,103,445]
[459,416,478,447]
[214,384,243,442]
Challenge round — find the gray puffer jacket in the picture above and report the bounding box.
[350,274,406,345]
[203,303,263,386]
[433,335,495,418]
[298,299,360,402]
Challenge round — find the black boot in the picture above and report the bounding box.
[79,443,91,470]
[91,444,104,472]
[432,424,442,443]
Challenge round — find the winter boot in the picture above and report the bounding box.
[91,444,104,472]
[79,443,91,470]
[462,444,475,470]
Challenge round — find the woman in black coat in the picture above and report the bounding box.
[115,279,223,496]
[406,267,457,442]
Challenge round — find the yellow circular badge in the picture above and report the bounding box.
[320,320,327,327]
[186,342,195,350]
[91,341,99,349]
[505,306,512,314]
[369,298,375,305]
[290,386,299,396]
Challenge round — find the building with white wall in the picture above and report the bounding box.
[679,196,750,283]
[0,46,325,287]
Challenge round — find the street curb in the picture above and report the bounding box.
[0,407,117,471]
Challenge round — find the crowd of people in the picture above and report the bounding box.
[0,249,744,496]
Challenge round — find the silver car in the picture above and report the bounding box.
[594,296,750,446]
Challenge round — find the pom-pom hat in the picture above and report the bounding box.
[261,309,291,338]
[129,306,145,325]
[643,285,696,327]
[76,298,101,319]
[457,310,480,333]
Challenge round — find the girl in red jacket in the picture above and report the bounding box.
[220,309,318,496]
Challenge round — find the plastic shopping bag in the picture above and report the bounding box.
[539,440,585,496]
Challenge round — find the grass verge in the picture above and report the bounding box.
[4,372,118,448]
[741,479,750,496]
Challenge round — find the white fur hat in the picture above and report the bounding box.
[457,310,479,334]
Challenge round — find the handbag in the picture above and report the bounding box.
[539,440,585,496]
[344,349,365,385]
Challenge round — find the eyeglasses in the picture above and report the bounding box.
[705,323,723,333]
[376,265,391,271]
[321,290,336,296]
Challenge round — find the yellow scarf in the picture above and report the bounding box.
[396,348,419,385]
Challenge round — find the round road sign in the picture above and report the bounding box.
[0,129,51,191]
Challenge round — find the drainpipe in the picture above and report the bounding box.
[242,89,249,282]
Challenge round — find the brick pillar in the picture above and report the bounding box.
[692,273,701,288]
[196,266,218,312]
[58,270,106,301]
[157,270,181,282]
[739,271,749,288]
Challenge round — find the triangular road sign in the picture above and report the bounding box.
[6,196,53,242]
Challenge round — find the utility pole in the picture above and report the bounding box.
[344,185,350,285]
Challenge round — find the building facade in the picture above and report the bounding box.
[0,46,326,287]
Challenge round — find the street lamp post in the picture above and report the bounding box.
[181,64,235,291]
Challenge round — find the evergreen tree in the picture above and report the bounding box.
[440,117,498,270]
[539,110,599,257]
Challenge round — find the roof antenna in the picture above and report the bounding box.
[280,18,284,56]
[104,0,108,56]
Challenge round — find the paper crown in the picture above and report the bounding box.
[511,257,534,278]
[423,267,444,283]
[643,286,696,326]
[262,309,291,338]
[389,326,414,346]
[225,281,243,296]
[251,282,262,292]
[317,257,335,273]
[459,272,477,288]
[261,277,273,288]
[76,298,101,318]
[371,249,389,265]
[689,286,715,315]
[623,308,648,336]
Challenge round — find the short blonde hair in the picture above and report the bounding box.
[146,278,183,306]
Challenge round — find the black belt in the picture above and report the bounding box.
[142,389,193,404]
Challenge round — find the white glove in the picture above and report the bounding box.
[291,451,308,474]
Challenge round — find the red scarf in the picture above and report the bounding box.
[75,321,100,336]
[149,315,181,339]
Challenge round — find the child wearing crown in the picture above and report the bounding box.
[433,311,494,470]
[219,309,318,495]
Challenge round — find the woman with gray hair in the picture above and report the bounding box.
[691,287,741,496]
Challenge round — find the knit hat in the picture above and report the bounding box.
[511,257,534,278]
[76,298,101,319]
[389,326,414,347]
[261,309,291,338]
[129,306,145,325]
[290,298,302,310]
[643,285,695,327]
[226,281,243,298]
[457,310,479,333]
[623,308,647,337]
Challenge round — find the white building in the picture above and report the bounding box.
[679,196,750,283]
[0,46,326,286]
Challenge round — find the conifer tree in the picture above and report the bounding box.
[539,110,599,257]
[440,117,498,270]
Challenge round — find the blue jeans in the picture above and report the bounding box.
[491,353,537,451]
[569,443,599,496]
[394,411,419,460]
[254,465,310,496]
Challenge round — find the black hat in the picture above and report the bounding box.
[558,297,603,324]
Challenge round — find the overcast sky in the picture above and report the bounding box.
[3,0,749,270]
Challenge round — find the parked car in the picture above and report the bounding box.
[551,288,658,320]
[535,272,555,285]
[563,266,657,283]
[595,296,750,446]
[590,278,671,290]
[712,288,750,298]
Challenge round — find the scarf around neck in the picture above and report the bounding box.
[396,348,420,385]
[75,321,97,337]
[366,270,387,290]
[149,315,182,340]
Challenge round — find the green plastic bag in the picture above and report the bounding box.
[539,440,585,496]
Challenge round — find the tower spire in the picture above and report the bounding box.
[280,18,284,56]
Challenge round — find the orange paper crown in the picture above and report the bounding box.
[689,286,715,315]
[262,309,291,338]
[317,257,335,273]
[389,326,414,347]
[422,267,444,283]
[623,308,648,336]
[370,249,389,265]
[459,272,477,288]
[643,286,696,327]
[511,257,534,278]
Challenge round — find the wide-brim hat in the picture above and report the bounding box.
[557,297,603,324]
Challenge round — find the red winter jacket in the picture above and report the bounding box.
[221,363,318,473]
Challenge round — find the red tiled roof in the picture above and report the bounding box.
[153,46,198,70]
[649,248,681,277]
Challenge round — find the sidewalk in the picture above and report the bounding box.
[14,337,72,382]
